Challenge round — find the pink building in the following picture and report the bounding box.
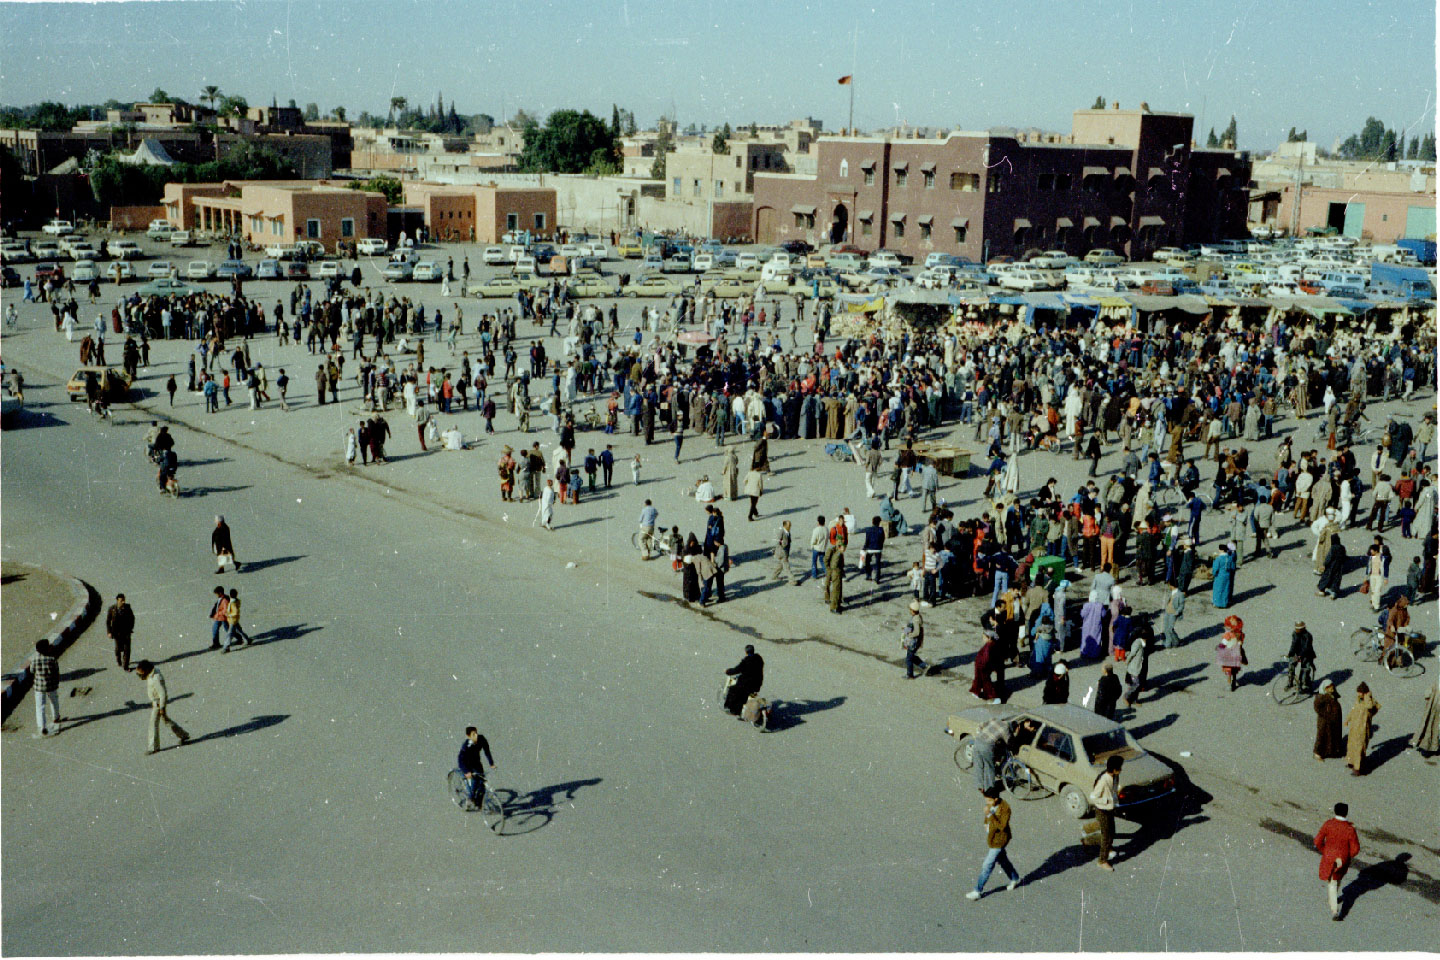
[163,180,387,252]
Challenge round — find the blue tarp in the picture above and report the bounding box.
[989,295,1026,305]
[1022,292,1069,311]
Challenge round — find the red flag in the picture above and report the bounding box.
[837,75,852,85]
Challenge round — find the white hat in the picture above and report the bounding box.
[1053,663,1068,675]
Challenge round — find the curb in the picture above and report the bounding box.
[0,564,100,719]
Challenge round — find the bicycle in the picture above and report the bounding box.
[1152,484,1186,511]
[1000,755,1047,800]
[447,769,506,831]
[631,528,671,558]
[1268,658,1315,705]
[1351,627,1422,677]
[717,675,769,729]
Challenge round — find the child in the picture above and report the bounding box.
[1396,502,1417,539]
[631,453,643,486]
[906,561,924,601]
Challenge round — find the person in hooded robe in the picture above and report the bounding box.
[750,435,770,473]
[1042,662,1070,704]
[1080,596,1107,658]
[1313,679,1345,760]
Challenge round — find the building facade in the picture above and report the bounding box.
[401,181,558,241]
[162,180,387,251]
[752,105,1250,261]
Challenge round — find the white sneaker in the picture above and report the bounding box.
[1006,880,1019,891]
[920,601,933,608]
[964,891,981,901]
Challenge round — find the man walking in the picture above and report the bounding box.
[809,515,828,583]
[30,640,61,737]
[1088,755,1123,870]
[824,541,846,614]
[771,520,795,584]
[965,785,1021,900]
[860,515,886,582]
[106,592,135,672]
[208,585,230,650]
[221,587,250,652]
[211,515,238,573]
[134,660,190,755]
[1314,802,1360,920]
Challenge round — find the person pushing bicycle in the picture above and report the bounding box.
[1285,620,1316,692]
[457,726,495,811]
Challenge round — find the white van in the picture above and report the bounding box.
[826,252,865,271]
[169,231,192,247]
[147,220,174,238]
[869,251,902,269]
[734,252,761,272]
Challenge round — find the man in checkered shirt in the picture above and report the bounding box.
[30,640,60,737]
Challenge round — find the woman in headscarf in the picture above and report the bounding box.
[1316,535,1347,599]
[497,446,516,502]
[1079,594,1107,658]
[1313,679,1345,761]
[879,494,909,536]
[1211,544,1236,608]
[681,533,703,604]
[1122,634,1150,709]
[1215,614,1246,691]
[1346,682,1380,775]
[1030,614,1057,676]
[1041,662,1070,704]
[970,634,1004,703]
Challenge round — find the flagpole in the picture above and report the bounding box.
[848,80,854,135]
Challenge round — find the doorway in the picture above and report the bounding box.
[830,204,849,244]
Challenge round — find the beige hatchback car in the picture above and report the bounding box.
[945,703,1178,818]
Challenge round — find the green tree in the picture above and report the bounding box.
[389,96,407,124]
[622,110,637,136]
[711,125,730,154]
[1286,126,1298,142]
[149,87,173,104]
[304,102,320,121]
[1091,96,1106,109]
[218,95,249,118]
[333,105,347,122]
[348,175,403,204]
[1422,133,1436,161]
[748,121,758,137]
[1205,127,1219,148]
[1382,127,1399,161]
[1407,136,1419,159]
[649,123,674,179]
[517,109,619,174]
[200,85,221,112]
[610,104,621,139]
[1221,115,1237,148]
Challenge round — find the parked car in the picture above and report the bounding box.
[107,261,135,283]
[662,252,693,274]
[565,272,619,297]
[256,259,282,280]
[146,219,174,238]
[217,260,253,279]
[698,271,749,299]
[147,260,175,279]
[1084,248,1125,266]
[945,704,1178,818]
[42,219,76,236]
[617,239,644,258]
[285,261,309,279]
[779,239,813,255]
[691,253,716,273]
[1029,250,1075,270]
[315,261,342,279]
[34,262,64,281]
[169,230,193,247]
[482,246,508,266]
[356,238,388,256]
[412,260,444,282]
[791,276,840,299]
[65,366,132,403]
[621,274,684,297]
[382,260,414,282]
[136,278,198,297]
[65,241,98,261]
[2,240,33,262]
[468,275,525,297]
[1,265,21,288]
[998,269,1057,292]
[71,260,100,282]
[186,260,216,280]
[109,240,143,260]
[32,241,61,260]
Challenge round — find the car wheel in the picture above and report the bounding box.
[1060,783,1090,819]
[953,737,975,770]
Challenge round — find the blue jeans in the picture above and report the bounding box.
[810,550,824,580]
[991,570,1009,610]
[975,846,1019,893]
[463,772,485,805]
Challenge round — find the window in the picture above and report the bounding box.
[673,177,681,193]
[1036,727,1076,764]
[506,213,519,231]
[306,219,320,239]
[1055,174,1072,191]
[1037,174,1054,191]
[949,172,979,191]
[864,168,875,186]
[533,213,546,231]
[839,159,849,178]
[340,218,355,238]
[954,225,967,244]
[919,222,931,240]
[988,172,1004,193]
[893,220,905,239]
[895,170,908,188]
[860,220,873,236]
[714,180,723,197]
[735,156,742,169]
[692,179,701,197]
[923,170,935,189]
[734,181,742,193]
[794,212,815,229]
[1055,226,1070,246]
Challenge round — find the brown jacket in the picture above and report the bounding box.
[985,798,1013,849]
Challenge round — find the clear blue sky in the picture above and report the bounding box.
[1,0,1434,150]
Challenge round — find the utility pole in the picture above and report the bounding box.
[1289,146,1303,238]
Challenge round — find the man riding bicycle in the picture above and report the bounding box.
[1285,620,1316,692]
[456,726,495,810]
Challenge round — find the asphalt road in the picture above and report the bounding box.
[2,243,1437,953]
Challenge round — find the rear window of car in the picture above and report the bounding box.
[1081,729,1134,762]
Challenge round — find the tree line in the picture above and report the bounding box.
[1336,117,1435,162]
[87,141,296,207]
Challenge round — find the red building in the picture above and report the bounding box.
[752,104,1250,261]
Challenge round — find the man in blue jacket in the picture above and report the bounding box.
[456,726,495,811]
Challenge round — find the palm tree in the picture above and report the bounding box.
[200,85,220,113]
[388,97,407,125]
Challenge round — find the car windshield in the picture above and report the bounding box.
[1081,729,1139,762]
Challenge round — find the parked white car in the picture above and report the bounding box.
[412,260,444,282]
[482,246,508,265]
[186,260,216,279]
[169,231,193,247]
[998,269,1058,292]
[146,220,174,238]
[1029,250,1075,270]
[147,260,176,278]
[32,241,61,260]
[71,260,99,282]
[42,219,76,236]
[315,261,342,278]
[869,251,902,269]
[356,238,388,256]
[110,240,143,259]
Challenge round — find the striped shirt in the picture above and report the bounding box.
[31,651,59,693]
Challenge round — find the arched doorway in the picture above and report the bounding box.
[830,204,849,244]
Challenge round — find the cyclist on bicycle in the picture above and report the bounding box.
[638,500,659,559]
[456,726,495,811]
[1285,620,1316,692]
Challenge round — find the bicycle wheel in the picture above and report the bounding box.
[1383,645,1421,678]
[953,737,975,770]
[1002,759,1045,800]
[1351,629,1380,662]
[630,531,641,550]
[1269,668,1307,706]
[447,769,470,809]
[480,784,505,831]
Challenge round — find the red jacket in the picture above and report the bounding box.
[1314,817,1359,881]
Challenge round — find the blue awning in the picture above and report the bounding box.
[1022,292,1069,311]
[989,295,1026,305]
[1338,299,1375,313]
